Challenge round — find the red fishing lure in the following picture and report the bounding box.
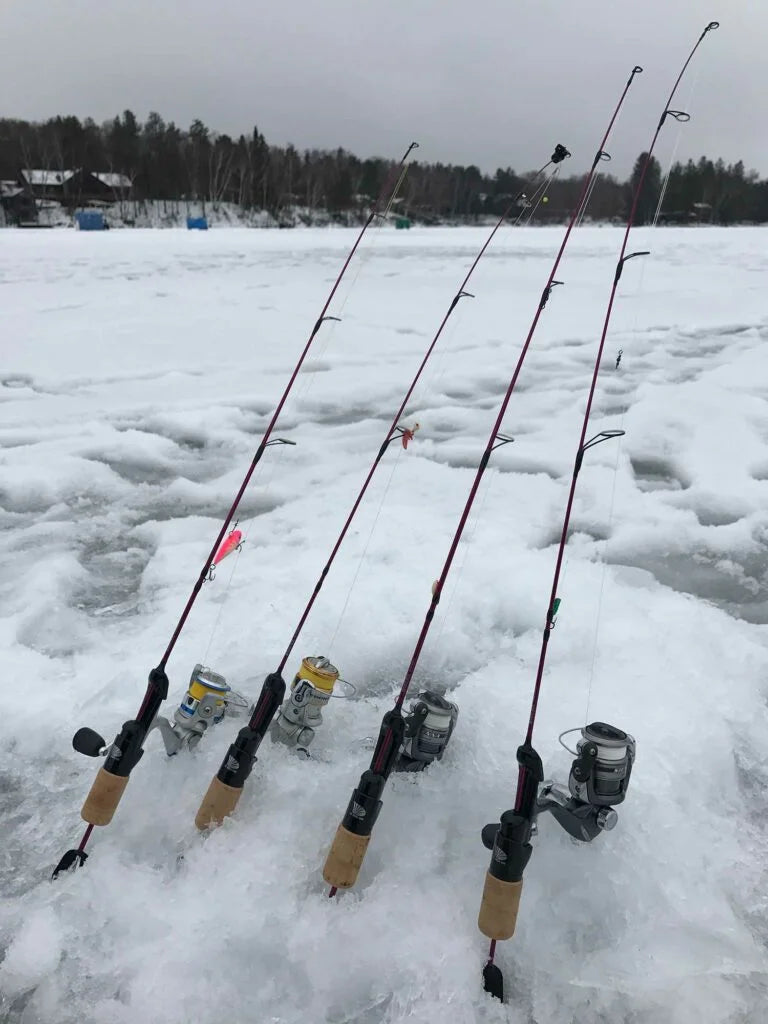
[213,528,243,566]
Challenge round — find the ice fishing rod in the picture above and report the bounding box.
[478,21,719,1003]
[320,64,642,898]
[52,143,419,879]
[193,149,568,831]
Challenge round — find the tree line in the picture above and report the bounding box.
[1,110,767,224]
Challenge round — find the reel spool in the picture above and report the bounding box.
[151,664,250,756]
[566,721,634,806]
[536,721,636,841]
[396,690,459,772]
[271,656,345,756]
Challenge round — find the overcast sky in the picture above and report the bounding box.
[1,0,764,179]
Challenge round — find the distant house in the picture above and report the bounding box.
[15,168,133,213]
[21,168,78,201]
[83,171,133,203]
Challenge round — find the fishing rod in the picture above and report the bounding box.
[478,21,719,1002]
[320,64,642,898]
[52,143,419,879]
[193,147,568,831]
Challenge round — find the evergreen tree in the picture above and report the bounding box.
[627,152,663,225]
[0,110,766,223]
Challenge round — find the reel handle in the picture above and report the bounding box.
[478,873,523,941]
[322,824,371,889]
[72,727,107,757]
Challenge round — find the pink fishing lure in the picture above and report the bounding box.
[213,529,243,565]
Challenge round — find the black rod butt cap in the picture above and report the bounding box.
[51,848,88,880]
[483,961,504,1001]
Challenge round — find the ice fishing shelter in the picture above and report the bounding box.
[75,211,106,231]
[186,216,208,230]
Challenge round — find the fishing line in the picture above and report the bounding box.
[518,167,561,227]
[334,171,563,665]
[326,443,406,652]
[575,172,602,228]
[654,62,703,226]
[584,63,706,719]
[429,456,498,659]
[319,175,558,655]
[288,169,410,407]
[199,426,291,665]
[414,169,561,424]
[583,429,623,725]
[409,173,564,659]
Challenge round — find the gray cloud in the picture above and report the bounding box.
[1,0,764,179]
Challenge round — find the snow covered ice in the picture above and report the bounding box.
[1,225,767,1023]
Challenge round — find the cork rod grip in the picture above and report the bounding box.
[195,775,243,830]
[81,767,130,826]
[322,825,371,889]
[478,872,523,940]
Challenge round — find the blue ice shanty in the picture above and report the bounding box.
[75,211,106,231]
[187,216,208,230]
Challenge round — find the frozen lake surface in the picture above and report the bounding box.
[1,225,767,1023]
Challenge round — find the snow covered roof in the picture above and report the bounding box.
[21,169,76,186]
[92,172,132,189]
[0,180,23,198]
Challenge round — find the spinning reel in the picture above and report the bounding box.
[481,721,635,853]
[396,689,459,772]
[271,656,338,756]
[72,664,250,761]
[271,656,357,757]
[536,722,635,841]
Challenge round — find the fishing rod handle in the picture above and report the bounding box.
[81,767,130,826]
[321,707,405,888]
[193,672,286,830]
[79,714,151,825]
[322,825,372,889]
[477,803,534,938]
[195,775,243,830]
[322,766,386,886]
[478,874,523,941]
